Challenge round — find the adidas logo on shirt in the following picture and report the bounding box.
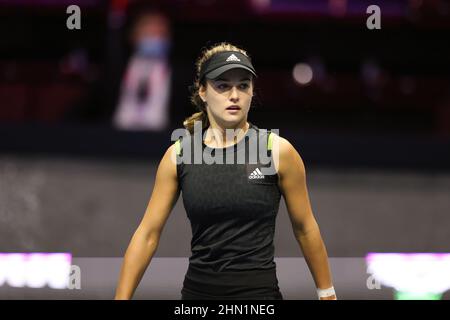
[226,54,241,62]
[248,168,265,179]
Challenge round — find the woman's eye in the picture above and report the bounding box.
[216,83,249,90]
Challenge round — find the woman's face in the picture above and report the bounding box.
[199,68,254,127]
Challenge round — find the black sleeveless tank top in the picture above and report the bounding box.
[176,123,282,298]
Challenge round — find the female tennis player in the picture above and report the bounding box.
[115,42,337,300]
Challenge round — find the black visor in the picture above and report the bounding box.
[199,51,257,80]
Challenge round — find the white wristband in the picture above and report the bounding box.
[317,286,336,299]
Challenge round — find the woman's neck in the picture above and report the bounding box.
[204,120,250,148]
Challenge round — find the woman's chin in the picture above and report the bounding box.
[221,117,244,126]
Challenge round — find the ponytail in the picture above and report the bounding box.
[183,111,209,134]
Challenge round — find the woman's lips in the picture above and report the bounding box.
[226,106,241,114]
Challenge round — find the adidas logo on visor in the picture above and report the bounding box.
[226,54,241,62]
[248,168,265,179]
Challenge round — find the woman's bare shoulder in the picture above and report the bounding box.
[270,133,305,176]
[157,143,178,178]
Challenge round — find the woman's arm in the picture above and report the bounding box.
[114,144,180,300]
[274,135,336,300]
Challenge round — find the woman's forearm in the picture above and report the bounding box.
[295,225,334,290]
[114,229,159,300]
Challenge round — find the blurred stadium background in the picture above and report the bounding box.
[0,0,449,299]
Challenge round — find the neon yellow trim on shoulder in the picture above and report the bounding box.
[267,132,274,151]
[175,139,181,156]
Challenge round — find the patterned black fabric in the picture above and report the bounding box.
[176,123,283,298]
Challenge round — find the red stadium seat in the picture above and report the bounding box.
[0,84,28,121]
[33,83,85,122]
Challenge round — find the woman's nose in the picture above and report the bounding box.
[229,86,239,100]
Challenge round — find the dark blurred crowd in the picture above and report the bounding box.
[0,0,449,135]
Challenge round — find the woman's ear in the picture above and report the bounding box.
[199,84,207,102]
